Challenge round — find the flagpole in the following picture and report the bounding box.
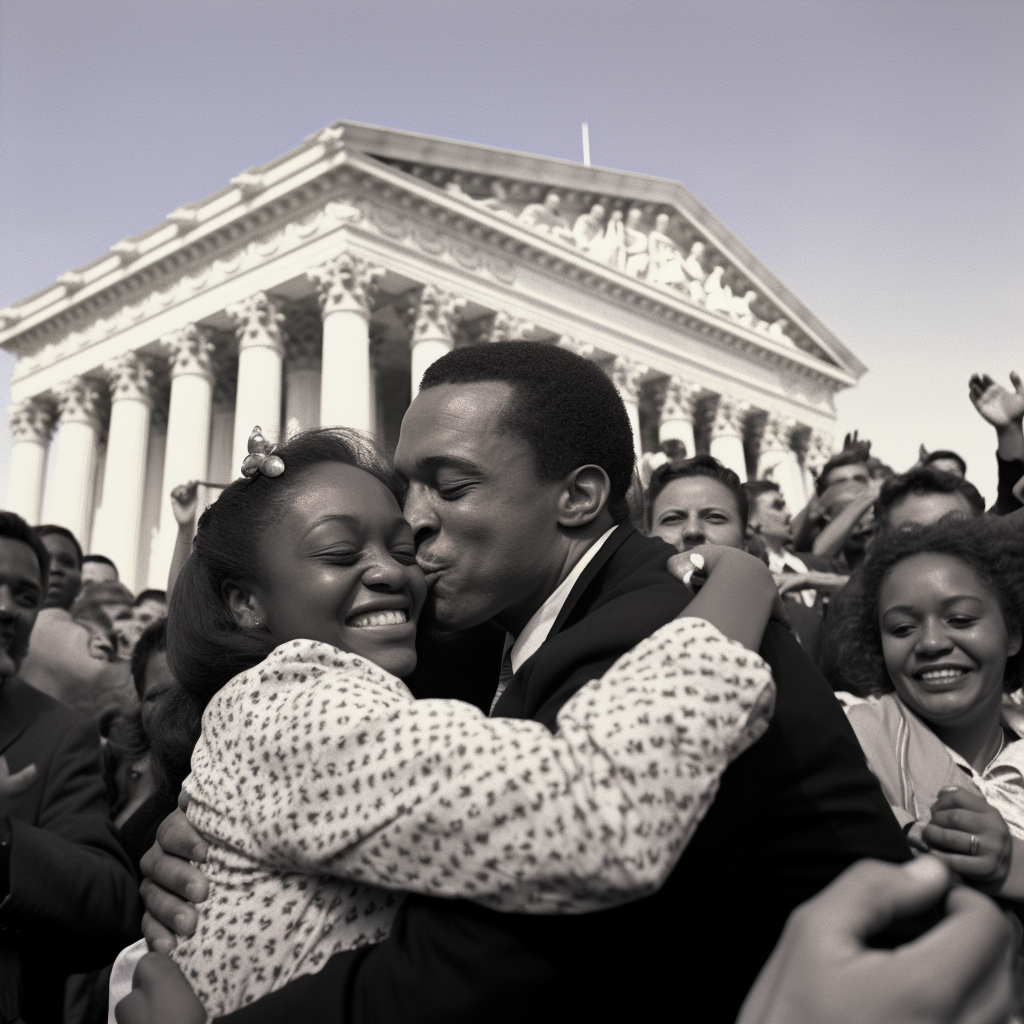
[581,122,591,167]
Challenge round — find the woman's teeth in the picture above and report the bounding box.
[918,668,967,681]
[350,609,408,628]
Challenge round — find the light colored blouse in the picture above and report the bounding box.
[838,691,1024,839]
[168,617,775,1018]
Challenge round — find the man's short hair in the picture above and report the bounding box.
[923,449,967,477]
[0,511,50,588]
[34,525,83,568]
[134,589,167,608]
[815,449,870,495]
[742,479,781,506]
[875,465,985,527]
[82,554,118,572]
[646,455,749,529]
[130,618,168,699]
[420,342,636,523]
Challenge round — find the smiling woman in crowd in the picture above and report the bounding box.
[835,515,1024,898]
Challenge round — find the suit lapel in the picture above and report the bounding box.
[548,522,636,638]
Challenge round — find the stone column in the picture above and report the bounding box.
[410,286,467,397]
[283,307,323,439]
[607,355,647,466]
[803,429,834,498]
[709,396,749,480]
[758,414,807,510]
[227,291,286,470]
[6,397,55,525]
[308,254,383,430]
[152,325,215,586]
[49,378,103,547]
[92,353,155,587]
[658,377,702,460]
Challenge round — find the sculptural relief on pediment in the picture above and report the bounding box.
[379,159,839,368]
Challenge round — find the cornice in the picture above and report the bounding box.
[2,128,858,397]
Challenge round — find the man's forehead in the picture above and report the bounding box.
[397,382,514,462]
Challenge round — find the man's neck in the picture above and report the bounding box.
[494,515,617,637]
[761,535,789,556]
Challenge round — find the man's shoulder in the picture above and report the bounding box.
[0,675,93,744]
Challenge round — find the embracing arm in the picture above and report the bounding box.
[209,616,774,914]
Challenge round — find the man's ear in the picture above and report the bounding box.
[222,581,265,629]
[557,465,612,528]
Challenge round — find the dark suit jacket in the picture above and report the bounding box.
[0,676,142,1022]
[220,524,912,1024]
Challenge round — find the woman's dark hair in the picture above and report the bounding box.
[0,511,50,588]
[835,515,1024,697]
[130,618,168,700]
[645,455,749,530]
[164,427,401,772]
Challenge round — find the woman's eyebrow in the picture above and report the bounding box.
[300,513,361,541]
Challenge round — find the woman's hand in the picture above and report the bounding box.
[923,787,1012,893]
[114,953,205,1024]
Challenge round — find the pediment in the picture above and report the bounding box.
[334,121,863,378]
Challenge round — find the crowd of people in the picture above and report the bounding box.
[0,342,1022,1023]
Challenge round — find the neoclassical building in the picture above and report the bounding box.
[1,120,865,592]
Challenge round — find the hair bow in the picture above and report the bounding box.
[240,426,285,478]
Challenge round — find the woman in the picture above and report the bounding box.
[835,515,1024,898]
[112,427,781,1019]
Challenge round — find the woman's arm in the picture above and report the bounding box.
[193,617,774,915]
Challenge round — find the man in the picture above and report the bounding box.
[20,525,130,718]
[0,511,141,1021]
[81,553,119,585]
[135,343,914,1024]
[132,590,168,628]
[744,479,847,607]
[875,465,985,530]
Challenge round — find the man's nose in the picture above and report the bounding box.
[0,586,16,620]
[403,485,440,543]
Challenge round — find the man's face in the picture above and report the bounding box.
[821,462,871,508]
[0,538,44,679]
[886,491,976,529]
[81,560,117,586]
[750,490,792,544]
[395,382,570,635]
[133,598,167,627]
[40,533,81,610]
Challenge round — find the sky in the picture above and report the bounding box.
[1,0,1021,506]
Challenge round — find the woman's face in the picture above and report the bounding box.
[247,463,427,678]
[650,476,746,552]
[879,553,1021,731]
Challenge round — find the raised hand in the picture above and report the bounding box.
[169,482,200,529]
[968,372,1024,429]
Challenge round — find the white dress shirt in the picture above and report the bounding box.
[490,526,617,713]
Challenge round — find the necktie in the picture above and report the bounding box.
[490,647,515,715]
